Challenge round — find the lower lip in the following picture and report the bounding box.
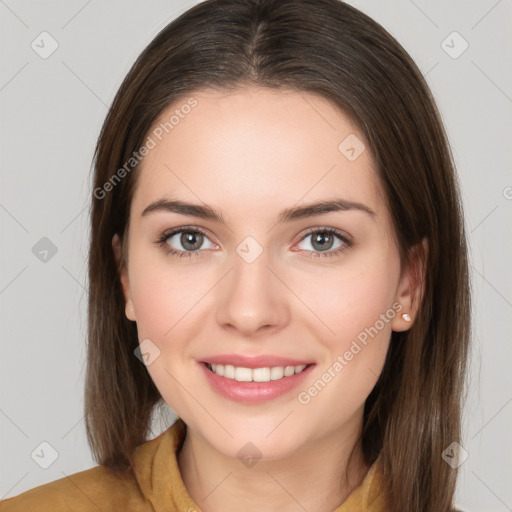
[198,362,315,404]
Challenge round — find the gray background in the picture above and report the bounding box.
[1,0,511,510]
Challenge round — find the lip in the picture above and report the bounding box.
[200,354,314,369]
[197,360,316,404]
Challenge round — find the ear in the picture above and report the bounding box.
[391,237,428,332]
[112,233,136,321]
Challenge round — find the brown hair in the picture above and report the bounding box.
[85,1,471,510]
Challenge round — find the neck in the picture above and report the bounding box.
[177,417,370,512]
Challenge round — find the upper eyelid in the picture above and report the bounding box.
[300,226,351,240]
[164,225,216,242]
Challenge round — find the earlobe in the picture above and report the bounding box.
[125,302,136,322]
[391,237,428,332]
[392,306,414,332]
[112,233,136,322]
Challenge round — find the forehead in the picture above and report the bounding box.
[130,86,383,220]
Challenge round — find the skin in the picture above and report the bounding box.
[112,86,424,512]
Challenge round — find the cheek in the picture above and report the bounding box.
[127,256,212,413]
[129,252,210,342]
[293,250,401,345]
[293,256,399,424]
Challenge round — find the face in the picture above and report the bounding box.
[113,86,418,460]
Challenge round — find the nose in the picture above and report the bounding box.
[215,249,290,338]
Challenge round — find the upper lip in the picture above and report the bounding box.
[200,354,314,369]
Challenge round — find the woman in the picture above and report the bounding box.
[0,0,471,511]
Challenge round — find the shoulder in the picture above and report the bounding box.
[0,464,149,512]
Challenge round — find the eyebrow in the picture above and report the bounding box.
[141,197,376,223]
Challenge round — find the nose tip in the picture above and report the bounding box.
[223,315,277,338]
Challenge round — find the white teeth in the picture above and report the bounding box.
[284,365,295,377]
[253,367,271,382]
[207,363,308,382]
[234,367,253,382]
[270,366,284,380]
[224,364,235,379]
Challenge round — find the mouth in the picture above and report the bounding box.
[197,354,317,403]
[202,361,314,383]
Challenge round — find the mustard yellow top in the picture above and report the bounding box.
[0,419,388,511]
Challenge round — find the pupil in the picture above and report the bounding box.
[313,232,333,251]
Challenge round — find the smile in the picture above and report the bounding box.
[205,362,309,382]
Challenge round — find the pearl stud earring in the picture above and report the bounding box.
[402,313,411,322]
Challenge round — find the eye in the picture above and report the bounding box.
[156,227,216,258]
[294,228,352,258]
[155,226,352,259]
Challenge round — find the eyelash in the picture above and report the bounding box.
[155,226,352,260]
